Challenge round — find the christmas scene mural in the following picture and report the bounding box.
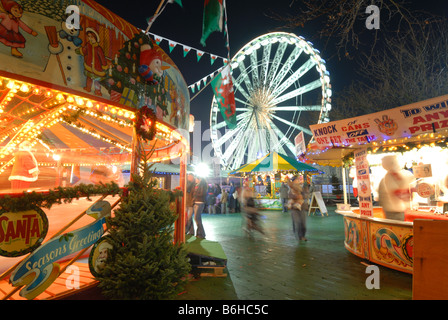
[0,0,189,131]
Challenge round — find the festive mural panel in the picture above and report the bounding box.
[0,0,189,131]
[343,216,364,257]
[369,221,413,273]
[343,216,413,273]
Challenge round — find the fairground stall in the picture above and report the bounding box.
[230,151,321,210]
[0,0,189,299]
[304,94,448,274]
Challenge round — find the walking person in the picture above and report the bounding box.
[242,183,264,236]
[221,188,228,214]
[228,182,236,213]
[188,177,207,239]
[279,179,290,213]
[185,174,196,235]
[288,177,308,241]
[206,184,216,214]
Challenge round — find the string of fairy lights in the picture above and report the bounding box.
[0,76,187,175]
[304,129,448,167]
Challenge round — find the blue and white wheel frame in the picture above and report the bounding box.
[210,32,331,170]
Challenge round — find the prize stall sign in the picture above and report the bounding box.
[309,94,448,148]
[294,131,306,157]
[354,148,373,217]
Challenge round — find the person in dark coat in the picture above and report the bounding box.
[228,182,236,213]
[185,174,196,235]
[186,177,207,238]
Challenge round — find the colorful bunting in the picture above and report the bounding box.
[147,32,227,65]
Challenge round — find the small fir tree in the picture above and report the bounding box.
[96,141,190,299]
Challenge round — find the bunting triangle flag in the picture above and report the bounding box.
[183,45,192,57]
[210,54,217,65]
[168,39,177,53]
[196,50,205,62]
[168,0,183,7]
[154,35,163,45]
[200,0,224,46]
[210,64,236,129]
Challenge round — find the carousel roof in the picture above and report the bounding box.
[229,152,322,175]
[0,0,190,176]
[0,77,185,176]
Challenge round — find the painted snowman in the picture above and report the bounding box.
[46,20,85,89]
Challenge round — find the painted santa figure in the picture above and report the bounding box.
[8,140,39,191]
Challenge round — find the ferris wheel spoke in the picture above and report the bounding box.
[250,51,260,87]
[269,46,303,91]
[260,43,271,86]
[211,111,251,131]
[252,114,269,155]
[235,107,250,112]
[222,122,250,164]
[213,124,245,149]
[232,128,253,168]
[272,105,322,112]
[272,79,322,105]
[233,74,252,102]
[265,118,297,154]
[266,42,288,86]
[238,60,254,95]
[271,58,316,99]
[266,124,287,154]
[226,111,256,164]
[270,113,312,135]
[234,96,252,107]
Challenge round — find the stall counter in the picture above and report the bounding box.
[337,206,448,274]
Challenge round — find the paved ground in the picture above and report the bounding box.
[175,207,413,300]
[65,206,413,300]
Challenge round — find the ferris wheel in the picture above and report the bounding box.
[210,32,332,170]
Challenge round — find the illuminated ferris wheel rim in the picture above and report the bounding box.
[230,31,332,115]
[210,31,332,170]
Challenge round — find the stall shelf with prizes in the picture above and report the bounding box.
[0,0,190,300]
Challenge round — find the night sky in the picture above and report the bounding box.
[94,0,448,151]
[94,0,342,126]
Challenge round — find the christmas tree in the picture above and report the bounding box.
[96,140,190,299]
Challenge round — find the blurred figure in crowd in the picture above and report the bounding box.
[186,177,207,238]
